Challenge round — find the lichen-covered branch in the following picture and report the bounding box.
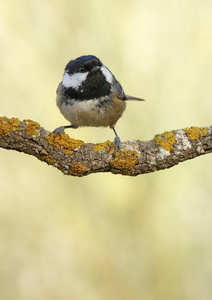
[0,117,211,176]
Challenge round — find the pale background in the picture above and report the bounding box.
[1,1,212,299]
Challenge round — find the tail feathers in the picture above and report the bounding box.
[125,95,145,101]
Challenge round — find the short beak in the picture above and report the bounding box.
[90,65,101,74]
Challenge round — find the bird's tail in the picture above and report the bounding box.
[125,95,145,101]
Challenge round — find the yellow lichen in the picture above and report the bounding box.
[48,133,84,156]
[135,169,142,175]
[70,162,88,175]
[41,149,48,155]
[24,119,40,136]
[110,150,139,175]
[184,126,208,140]
[94,140,112,152]
[0,117,21,138]
[153,131,176,151]
[39,155,57,165]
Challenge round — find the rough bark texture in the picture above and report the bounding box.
[0,117,211,176]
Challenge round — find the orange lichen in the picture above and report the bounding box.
[184,126,208,140]
[70,162,88,175]
[153,131,176,151]
[24,119,40,136]
[48,133,84,155]
[94,140,112,152]
[110,150,139,175]
[0,117,21,138]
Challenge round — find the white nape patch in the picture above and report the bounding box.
[101,66,113,84]
[62,71,88,90]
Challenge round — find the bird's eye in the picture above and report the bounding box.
[79,67,85,72]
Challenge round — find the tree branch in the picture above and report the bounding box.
[0,117,211,176]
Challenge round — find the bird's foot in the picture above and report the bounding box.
[53,126,65,138]
[110,136,121,153]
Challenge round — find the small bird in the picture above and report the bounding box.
[53,55,144,152]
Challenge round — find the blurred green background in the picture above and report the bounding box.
[1,0,212,299]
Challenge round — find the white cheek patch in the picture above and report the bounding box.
[100,65,113,84]
[62,71,89,90]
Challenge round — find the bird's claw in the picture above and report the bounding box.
[53,126,65,138]
[110,136,121,153]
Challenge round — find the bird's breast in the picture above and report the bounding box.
[56,90,126,128]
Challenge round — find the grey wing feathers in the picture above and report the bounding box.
[56,82,63,94]
[112,79,126,99]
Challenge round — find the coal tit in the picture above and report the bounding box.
[53,55,144,152]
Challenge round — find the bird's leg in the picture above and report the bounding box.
[110,126,121,153]
[53,124,78,138]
